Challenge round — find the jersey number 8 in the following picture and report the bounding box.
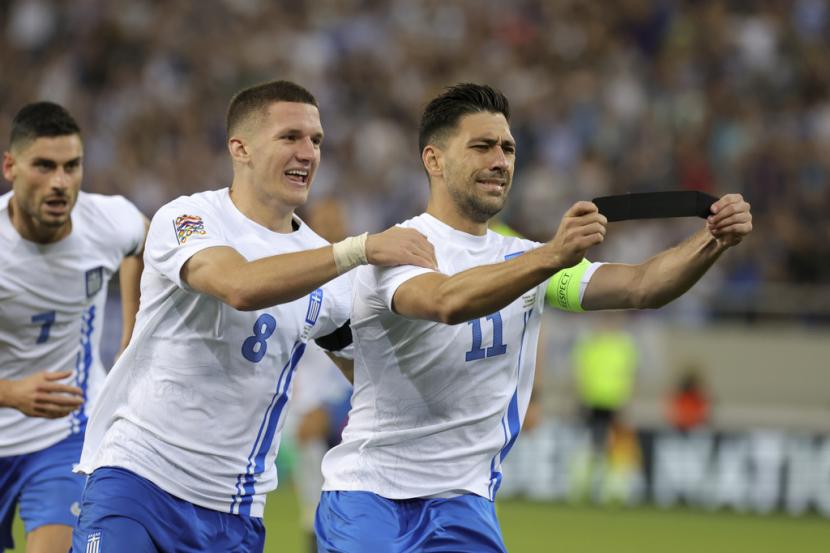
[241,313,277,363]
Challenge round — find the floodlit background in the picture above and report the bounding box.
[3,0,830,551]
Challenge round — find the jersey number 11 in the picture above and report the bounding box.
[465,312,507,361]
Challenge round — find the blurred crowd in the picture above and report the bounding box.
[2,0,829,321]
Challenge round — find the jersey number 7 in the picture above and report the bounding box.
[32,310,56,344]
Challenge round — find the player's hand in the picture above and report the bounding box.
[545,201,607,269]
[2,370,84,418]
[366,227,437,270]
[707,193,752,249]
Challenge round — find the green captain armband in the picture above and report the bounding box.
[545,258,591,312]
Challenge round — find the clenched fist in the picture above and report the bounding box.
[544,201,607,269]
[707,193,752,248]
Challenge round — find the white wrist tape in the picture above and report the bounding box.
[332,232,369,274]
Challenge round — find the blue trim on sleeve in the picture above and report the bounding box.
[504,251,525,260]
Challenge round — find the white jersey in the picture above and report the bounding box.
[322,213,600,500]
[288,342,352,420]
[0,191,145,456]
[77,188,352,518]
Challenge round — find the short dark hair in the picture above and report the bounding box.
[9,102,81,151]
[226,80,318,136]
[418,83,510,153]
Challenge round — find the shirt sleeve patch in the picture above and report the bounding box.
[174,215,207,244]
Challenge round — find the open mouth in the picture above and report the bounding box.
[285,169,310,186]
[476,179,506,192]
[44,197,69,213]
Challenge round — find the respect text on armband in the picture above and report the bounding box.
[558,272,571,308]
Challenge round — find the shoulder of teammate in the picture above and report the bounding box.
[358,215,437,314]
[79,191,148,256]
[0,190,10,209]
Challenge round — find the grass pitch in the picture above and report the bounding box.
[12,488,829,552]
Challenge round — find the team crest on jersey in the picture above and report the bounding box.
[85,530,102,553]
[174,214,207,244]
[302,288,323,339]
[85,267,103,297]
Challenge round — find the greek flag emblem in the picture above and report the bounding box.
[305,288,323,326]
[86,530,102,553]
[85,267,103,298]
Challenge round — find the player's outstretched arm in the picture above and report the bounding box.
[582,193,752,311]
[0,370,84,418]
[392,201,607,324]
[182,226,436,311]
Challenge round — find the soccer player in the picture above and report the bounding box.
[317,83,753,552]
[70,80,435,552]
[0,102,148,553]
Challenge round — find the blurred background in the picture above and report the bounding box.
[2,0,829,551]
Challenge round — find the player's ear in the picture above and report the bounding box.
[422,145,443,178]
[2,151,16,182]
[228,136,250,164]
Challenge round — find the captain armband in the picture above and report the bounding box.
[546,258,591,313]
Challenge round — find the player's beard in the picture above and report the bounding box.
[447,174,510,224]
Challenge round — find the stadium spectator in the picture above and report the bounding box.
[667,366,711,432]
[316,83,752,552]
[69,80,435,552]
[0,102,147,553]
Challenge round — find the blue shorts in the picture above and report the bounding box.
[0,431,85,550]
[315,491,507,553]
[71,467,265,553]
